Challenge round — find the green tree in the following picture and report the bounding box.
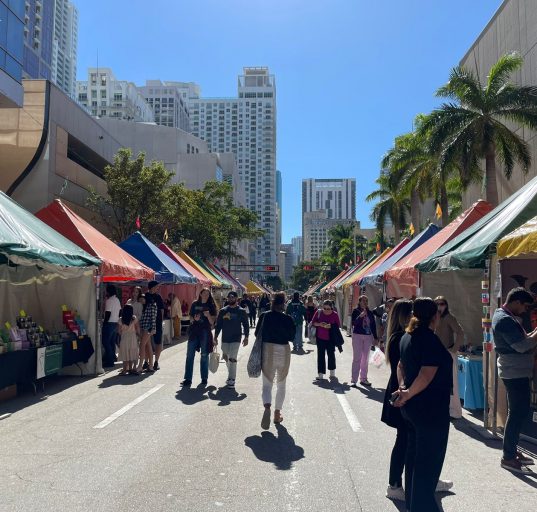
[366,173,410,243]
[266,275,285,291]
[422,52,537,206]
[290,261,322,292]
[86,148,174,242]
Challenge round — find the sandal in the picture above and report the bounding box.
[274,414,283,424]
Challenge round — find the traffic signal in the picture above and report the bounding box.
[303,265,315,271]
[264,265,277,271]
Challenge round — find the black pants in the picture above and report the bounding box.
[317,338,335,374]
[402,405,449,512]
[502,377,531,460]
[249,313,256,326]
[389,421,408,487]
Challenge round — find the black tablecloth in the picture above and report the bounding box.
[0,336,94,389]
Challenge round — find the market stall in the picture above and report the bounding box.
[360,225,440,308]
[385,200,493,299]
[0,192,100,393]
[496,215,537,442]
[417,175,537,428]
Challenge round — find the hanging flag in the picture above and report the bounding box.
[164,228,169,241]
[409,223,415,236]
[435,203,442,220]
[376,242,381,252]
[135,216,141,229]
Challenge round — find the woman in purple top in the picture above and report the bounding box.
[351,295,378,386]
[312,300,341,380]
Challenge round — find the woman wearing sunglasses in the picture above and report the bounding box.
[434,296,465,419]
[312,300,341,380]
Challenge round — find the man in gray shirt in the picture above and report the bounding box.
[492,287,537,474]
[214,291,249,389]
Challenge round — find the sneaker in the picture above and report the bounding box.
[261,407,271,430]
[351,381,357,386]
[142,361,149,370]
[386,485,405,502]
[360,380,372,386]
[435,479,453,492]
[517,451,535,466]
[501,458,532,475]
[153,362,160,371]
[316,373,324,381]
[180,379,192,387]
[227,379,235,389]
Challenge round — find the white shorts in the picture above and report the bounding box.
[221,342,240,360]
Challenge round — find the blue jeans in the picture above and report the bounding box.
[102,322,118,367]
[293,323,303,350]
[184,329,210,381]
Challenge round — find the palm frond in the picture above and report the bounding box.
[486,52,523,97]
[436,65,484,109]
[493,120,531,177]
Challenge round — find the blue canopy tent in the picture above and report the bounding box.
[359,224,441,307]
[119,232,197,284]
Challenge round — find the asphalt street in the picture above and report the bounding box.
[0,331,536,512]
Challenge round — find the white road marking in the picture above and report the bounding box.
[93,384,164,429]
[336,394,364,432]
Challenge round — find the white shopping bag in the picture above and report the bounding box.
[209,350,220,374]
[369,346,385,369]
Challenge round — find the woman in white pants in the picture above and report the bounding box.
[434,296,465,419]
[255,292,297,429]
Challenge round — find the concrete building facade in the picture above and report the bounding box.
[303,210,355,261]
[291,236,302,262]
[22,0,53,82]
[51,0,77,98]
[0,0,25,107]
[188,67,278,267]
[279,243,296,284]
[138,80,191,132]
[460,0,537,208]
[76,68,154,122]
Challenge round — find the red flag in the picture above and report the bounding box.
[376,242,381,252]
[135,216,141,229]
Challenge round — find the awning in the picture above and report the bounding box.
[385,200,493,297]
[245,280,265,294]
[0,191,99,272]
[158,243,212,287]
[320,269,349,294]
[498,215,537,259]
[119,232,196,284]
[215,265,246,292]
[179,251,221,287]
[36,200,155,282]
[360,225,440,286]
[418,176,537,272]
[337,253,387,290]
[194,259,231,288]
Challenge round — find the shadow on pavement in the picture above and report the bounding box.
[291,349,314,356]
[207,386,247,406]
[313,378,351,393]
[98,371,153,388]
[175,384,217,406]
[244,424,305,470]
[354,384,386,404]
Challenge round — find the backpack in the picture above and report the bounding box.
[290,303,302,324]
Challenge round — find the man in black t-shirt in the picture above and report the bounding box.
[146,281,164,371]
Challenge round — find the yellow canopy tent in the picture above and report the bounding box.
[245,280,265,295]
[179,251,221,287]
[340,249,392,290]
[497,215,537,259]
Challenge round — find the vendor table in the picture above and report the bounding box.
[0,336,94,391]
[457,355,484,409]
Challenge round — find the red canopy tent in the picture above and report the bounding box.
[36,200,155,282]
[385,200,493,298]
[158,243,212,287]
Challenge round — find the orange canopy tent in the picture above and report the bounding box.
[36,200,155,282]
[385,200,493,298]
[159,243,212,287]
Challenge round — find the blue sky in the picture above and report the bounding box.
[77,0,502,243]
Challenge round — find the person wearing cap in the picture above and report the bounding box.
[146,280,164,371]
[214,291,250,389]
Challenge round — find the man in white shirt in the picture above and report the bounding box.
[103,284,121,368]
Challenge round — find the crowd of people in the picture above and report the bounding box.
[102,282,537,512]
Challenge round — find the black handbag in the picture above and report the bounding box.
[329,323,344,351]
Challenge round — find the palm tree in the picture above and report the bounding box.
[366,173,410,243]
[422,52,537,206]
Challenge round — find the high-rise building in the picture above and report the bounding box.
[276,169,282,250]
[138,80,191,132]
[279,243,295,284]
[51,0,77,98]
[291,236,302,263]
[76,67,154,122]
[0,0,25,107]
[302,178,356,260]
[188,67,277,267]
[22,0,54,81]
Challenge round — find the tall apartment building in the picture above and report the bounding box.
[279,243,296,284]
[0,0,25,107]
[188,67,278,267]
[302,178,356,260]
[76,68,154,122]
[51,0,77,98]
[291,236,302,262]
[138,80,191,131]
[22,0,54,81]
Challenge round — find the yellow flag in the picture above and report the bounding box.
[409,223,415,236]
[164,229,169,241]
[376,242,381,252]
[435,203,443,220]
